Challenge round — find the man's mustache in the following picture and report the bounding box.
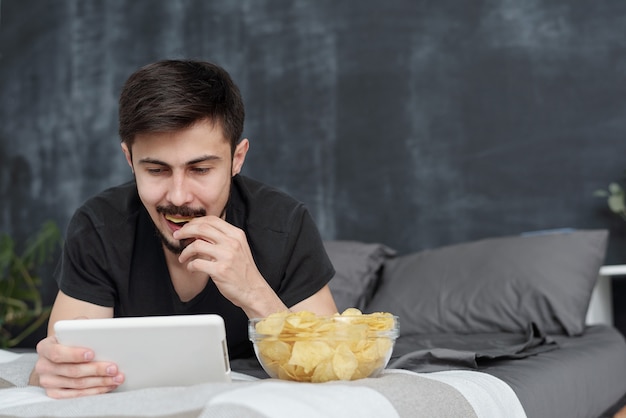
[156,205,207,218]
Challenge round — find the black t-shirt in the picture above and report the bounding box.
[55,174,335,359]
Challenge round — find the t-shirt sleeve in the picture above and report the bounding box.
[55,209,118,307]
[277,205,335,308]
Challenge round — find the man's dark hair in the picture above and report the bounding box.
[118,60,245,154]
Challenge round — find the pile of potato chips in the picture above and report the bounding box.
[249,308,398,383]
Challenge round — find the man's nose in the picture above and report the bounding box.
[167,173,193,206]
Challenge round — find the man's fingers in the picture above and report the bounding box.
[45,384,121,399]
[59,361,120,379]
[41,372,124,391]
[173,215,237,241]
[37,359,122,382]
[39,363,124,399]
[177,238,219,265]
[37,336,94,364]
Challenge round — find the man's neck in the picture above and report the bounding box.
[163,246,210,302]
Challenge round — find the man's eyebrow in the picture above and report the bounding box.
[138,158,168,166]
[137,155,221,166]
[186,155,222,165]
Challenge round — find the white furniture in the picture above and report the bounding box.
[585,265,626,326]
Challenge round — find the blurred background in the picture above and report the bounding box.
[2,0,626,345]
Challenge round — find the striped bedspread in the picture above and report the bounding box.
[0,351,525,418]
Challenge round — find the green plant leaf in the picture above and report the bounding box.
[21,221,62,268]
[0,221,62,348]
[0,235,15,280]
[608,194,626,214]
[594,190,609,197]
[609,182,624,194]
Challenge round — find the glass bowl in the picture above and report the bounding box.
[249,310,399,383]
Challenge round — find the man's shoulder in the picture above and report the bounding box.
[232,175,306,230]
[234,175,302,207]
[71,181,141,232]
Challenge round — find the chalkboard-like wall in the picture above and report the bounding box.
[2,1,626,343]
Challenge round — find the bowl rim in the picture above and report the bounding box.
[248,314,400,340]
[248,314,400,322]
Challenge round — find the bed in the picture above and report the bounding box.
[1,229,626,417]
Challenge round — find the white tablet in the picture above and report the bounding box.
[54,314,232,391]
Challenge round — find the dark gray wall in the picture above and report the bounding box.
[2,1,626,263]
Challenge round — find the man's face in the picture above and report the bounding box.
[121,120,248,254]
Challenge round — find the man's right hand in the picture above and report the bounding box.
[31,335,124,399]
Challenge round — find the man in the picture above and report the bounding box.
[30,60,338,398]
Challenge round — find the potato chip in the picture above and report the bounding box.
[355,339,380,362]
[255,311,288,335]
[285,311,320,329]
[257,339,291,362]
[332,343,359,380]
[341,307,363,316]
[311,359,337,383]
[277,362,300,381]
[289,340,334,373]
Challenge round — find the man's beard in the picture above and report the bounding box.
[155,204,207,255]
[155,195,230,255]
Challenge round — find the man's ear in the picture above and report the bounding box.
[232,138,249,176]
[121,142,134,172]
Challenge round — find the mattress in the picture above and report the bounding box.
[389,325,626,418]
[1,326,623,418]
[483,325,626,418]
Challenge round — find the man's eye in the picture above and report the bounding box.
[147,167,167,175]
[191,167,211,174]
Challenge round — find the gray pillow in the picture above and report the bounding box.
[324,240,396,312]
[365,229,608,336]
